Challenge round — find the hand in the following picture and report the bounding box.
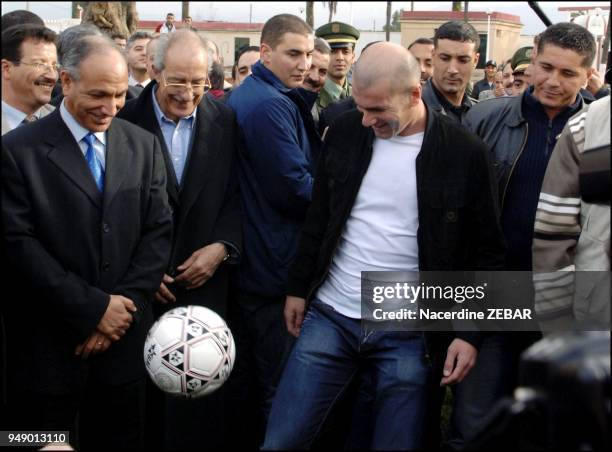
[97,294,136,341]
[174,243,227,289]
[75,329,112,359]
[154,274,176,304]
[494,84,505,97]
[440,338,478,386]
[587,68,604,95]
[284,296,306,337]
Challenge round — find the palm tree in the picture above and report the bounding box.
[306,1,314,27]
[385,1,392,41]
[322,1,338,23]
[182,1,189,21]
[464,1,469,22]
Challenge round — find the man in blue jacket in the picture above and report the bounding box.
[226,13,319,445]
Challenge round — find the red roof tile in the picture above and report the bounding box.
[401,11,521,24]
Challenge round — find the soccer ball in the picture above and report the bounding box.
[144,305,236,398]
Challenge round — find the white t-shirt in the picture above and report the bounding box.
[316,132,424,318]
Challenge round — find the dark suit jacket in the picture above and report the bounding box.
[117,81,241,318]
[319,97,356,136]
[1,110,172,391]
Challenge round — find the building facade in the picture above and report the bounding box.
[137,20,264,68]
[400,11,523,81]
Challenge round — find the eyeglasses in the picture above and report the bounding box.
[161,72,211,93]
[16,61,60,73]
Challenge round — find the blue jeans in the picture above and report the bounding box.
[263,300,431,450]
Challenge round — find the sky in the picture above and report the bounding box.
[2,1,610,35]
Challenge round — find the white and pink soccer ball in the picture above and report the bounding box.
[144,305,236,398]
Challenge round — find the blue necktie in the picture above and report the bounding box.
[83,133,104,192]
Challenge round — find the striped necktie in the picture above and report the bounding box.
[19,114,37,126]
[83,133,104,192]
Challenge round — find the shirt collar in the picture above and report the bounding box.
[129,74,151,87]
[323,78,344,99]
[523,85,583,121]
[151,84,197,125]
[251,61,293,93]
[2,100,49,130]
[2,101,27,129]
[430,79,472,111]
[59,99,106,146]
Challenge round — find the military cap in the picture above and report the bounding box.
[315,21,360,49]
[511,46,534,74]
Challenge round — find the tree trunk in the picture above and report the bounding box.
[464,1,469,22]
[72,1,88,19]
[82,2,137,36]
[182,1,189,20]
[306,1,314,27]
[385,1,392,41]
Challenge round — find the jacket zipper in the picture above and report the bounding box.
[501,122,529,208]
[545,118,554,155]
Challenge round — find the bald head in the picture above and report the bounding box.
[354,42,420,95]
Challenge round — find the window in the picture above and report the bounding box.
[476,34,487,69]
[234,37,250,63]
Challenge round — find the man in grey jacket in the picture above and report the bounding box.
[458,22,596,450]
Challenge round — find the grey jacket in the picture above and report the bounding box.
[464,94,528,206]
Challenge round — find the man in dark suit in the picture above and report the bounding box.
[117,30,241,451]
[1,35,172,450]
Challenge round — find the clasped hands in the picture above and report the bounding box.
[75,294,137,359]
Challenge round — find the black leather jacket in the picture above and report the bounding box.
[287,105,506,350]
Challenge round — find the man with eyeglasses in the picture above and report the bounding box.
[117,29,241,451]
[1,24,58,135]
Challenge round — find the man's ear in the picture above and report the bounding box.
[1,59,13,81]
[586,67,594,81]
[152,64,163,84]
[60,70,73,96]
[260,43,272,65]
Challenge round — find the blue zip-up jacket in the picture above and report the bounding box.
[227,61,319,298]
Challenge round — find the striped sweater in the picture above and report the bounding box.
[532,96,610,322]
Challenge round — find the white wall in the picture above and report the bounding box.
[355,31,401,56]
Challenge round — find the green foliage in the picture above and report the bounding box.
[383,8,403,32]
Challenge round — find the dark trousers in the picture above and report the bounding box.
[6,376,145,451]
[225,290,295,449]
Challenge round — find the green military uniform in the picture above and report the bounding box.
[317,77,352,110]
[315,21,360,112]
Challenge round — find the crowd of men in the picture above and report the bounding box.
[1,7,610,451]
